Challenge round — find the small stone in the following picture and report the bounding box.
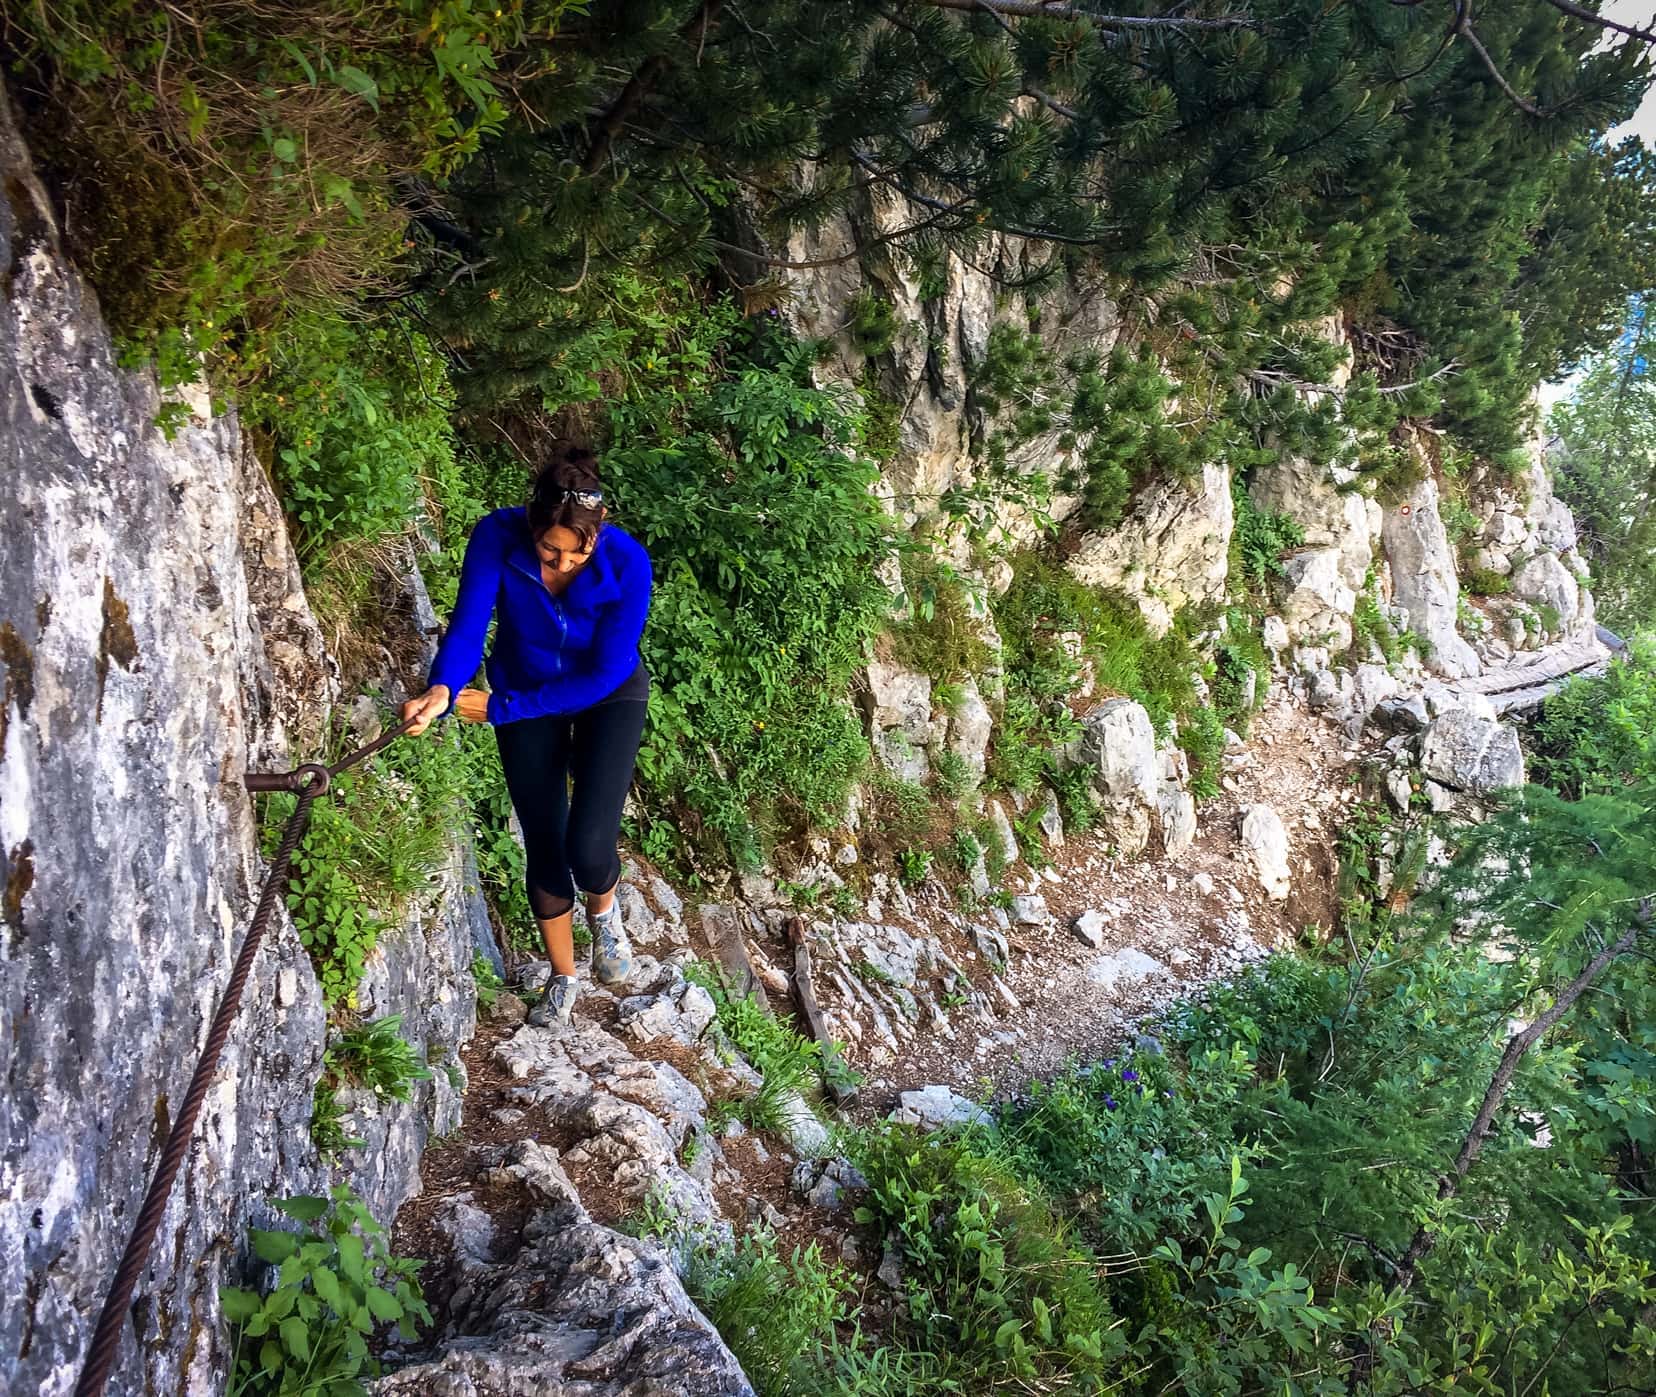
[487,991,529,1026]
[1010,893,1049,926]
[1072,910,1108,949]
[1239,804,1291,902]
[835,843,859,866]
[890,1084,991,1130]
[1191,872,1215,897]
[877,1246,903,1289]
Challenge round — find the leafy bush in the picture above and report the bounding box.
[1532,636,1656,798]
[889,554,992,685]
[596,302,893,866]
[1177,705,1226,800]
[327,1015,432,1102]
[1229,478,1306,589]
[847,288,899,357]
[10,0,565,387]
[682,1231,856,1396]
[248,316,458,566]
[266,713,469,1004]
[222,1186,430,1396]
[931,750,974,800]
[896,847,933,887]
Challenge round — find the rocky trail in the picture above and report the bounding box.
[372,615,1592,1388]
[374,687,1368,1383]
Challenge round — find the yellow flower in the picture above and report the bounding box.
[756,721,765,731]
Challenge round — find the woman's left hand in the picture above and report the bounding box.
[455,688,491,723]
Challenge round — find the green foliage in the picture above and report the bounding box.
[328,1015,431,1101]
[889,554,991,685]
[247,315,457,567]
[691,964,856,1119]
[896,847,933,888]
[1532,637,1656,798]
[847,289,898,358]
[221,1185,430,1397]
[931,750,974,802]
[1211,609,1269,733]
[993,552,1198,735]
[594,298,892,867]
[471,953,503,1012]
[9,0,572,389]
[264,713,469,1005]
[1229,478,1306,590]
[1177,706,1226,802]
[1551,297,1656,633]
[681,1231,857,1397]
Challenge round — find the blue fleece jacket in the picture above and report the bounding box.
[427,507,652,725]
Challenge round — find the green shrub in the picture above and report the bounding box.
[1462,566,1512,597]
[1177,706,1226,800]
[847,289,899,357]
[932,749,975,800]
[248,316,458,567]
[10,1,559,389]
[682,1232,856,1396]
[992,553,1198,734]
[266,714,469,1004]
[849,1125,1123,1389]
[1211,610,1268,732]
[600,307,892,866]
[1532,636,1656,798]
[889,554,992,684]
[221,1186,430,1397]
[897,846,934,887]
[326,1015,432,1103]
[1229,478,1306,589]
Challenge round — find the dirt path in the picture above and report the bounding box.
[388,690,1366,1340]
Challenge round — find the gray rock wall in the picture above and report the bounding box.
[0,94,330,1395]
[0,94,486,1396]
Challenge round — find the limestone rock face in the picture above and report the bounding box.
[860,654,934,783]
[1066,462,1235,635]
[1508,552,1581,632]
[1278,548,1358,651]
[0,95,487,1396]
[1419,709,1526,797]
[0,96,329,1396]
[1250,457,1380,594]
[1078,699,1160,808]
[1075,699,1163,858]
[1381,475,1481,679]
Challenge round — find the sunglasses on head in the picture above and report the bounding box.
[562,487,604,509]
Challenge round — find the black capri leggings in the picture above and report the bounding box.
[493,699,648,921]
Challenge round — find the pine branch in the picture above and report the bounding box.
[913,0,1254,29]
[583,0,725,174]
[1392,898,1653,1294]
[1540,0,1656,46]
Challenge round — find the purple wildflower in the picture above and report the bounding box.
[1121,1069,1139,1084]
[1104,1096,1118,1111]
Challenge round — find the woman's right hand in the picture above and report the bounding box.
[401,685,451,737]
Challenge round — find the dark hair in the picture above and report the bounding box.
[528,440,605,549]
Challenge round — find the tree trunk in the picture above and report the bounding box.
[1392,916,1646,1293]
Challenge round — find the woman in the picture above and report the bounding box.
[402,442,651,1028]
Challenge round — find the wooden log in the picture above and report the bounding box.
[787,916,859,1108]
[700,902,770,1014]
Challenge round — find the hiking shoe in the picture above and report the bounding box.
[527,973,579,1029]
[589,903,634,986]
